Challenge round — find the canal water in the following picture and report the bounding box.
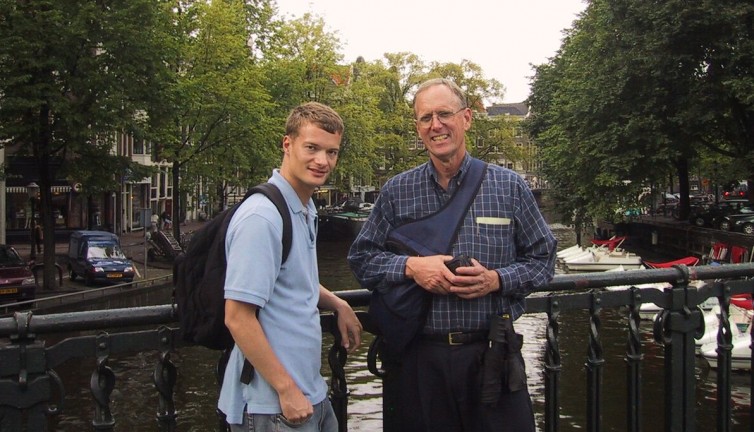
[48,224,750,431]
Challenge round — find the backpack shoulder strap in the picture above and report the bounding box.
[246,183,293,264]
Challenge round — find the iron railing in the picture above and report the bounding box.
[1,263,753,432]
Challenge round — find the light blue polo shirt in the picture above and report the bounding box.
[218,170,326,424]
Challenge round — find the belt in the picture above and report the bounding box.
[420,331,488,346]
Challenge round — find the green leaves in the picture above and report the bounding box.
[528,0,754,222]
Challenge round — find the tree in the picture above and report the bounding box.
[0,0,172,289]
[527,0,754,226]
[147,0,275,239]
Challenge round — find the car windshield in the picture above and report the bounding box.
[0,247,25,266]
[86,242,126,259]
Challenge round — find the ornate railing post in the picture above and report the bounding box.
[586,291,604,432]
[322,312,351,432]
[625,286,643,432]
[0,311,62,431]
[652,265,703,432]
[712,280,733,432]
[91,332,116,431]
[544,295,561,432]
[154,326,177,431]
[328,337,348,432]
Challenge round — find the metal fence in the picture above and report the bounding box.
[1,263,753,432]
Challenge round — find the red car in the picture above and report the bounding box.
[0,245,37,304]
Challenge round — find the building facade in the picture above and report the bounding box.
[1,133,173,244]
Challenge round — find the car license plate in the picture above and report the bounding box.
[106,273,123,278]
[0,288,19,294]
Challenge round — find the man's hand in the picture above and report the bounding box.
[405,255,455,295]
[278,384,313,424]
[447,258,501,299]
[334,300,363,354]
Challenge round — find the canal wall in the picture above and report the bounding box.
[598,216,754,262]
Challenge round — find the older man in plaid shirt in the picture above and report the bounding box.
[348,78,556,432]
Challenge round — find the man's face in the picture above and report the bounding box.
[281,122,341,191]
[414,85,471,162]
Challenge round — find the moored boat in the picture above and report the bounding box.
[637,280,713,319]
[695,304,752,353]
[590,236,627,251]
[701,320,753,371]
[318,211,368,240]
[643,256,700,268]
[556,244,584,260]
[564,249,643,272]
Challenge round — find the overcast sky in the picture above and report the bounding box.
[274,0,587,103]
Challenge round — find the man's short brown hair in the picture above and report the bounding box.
[285,102,344,138]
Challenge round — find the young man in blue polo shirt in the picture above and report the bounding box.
[219,102,362,431]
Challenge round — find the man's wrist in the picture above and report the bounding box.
[494,270,503,292]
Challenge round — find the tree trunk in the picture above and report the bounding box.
[172,161,181,240]
[674,157,691,221]
[34,105,60,291]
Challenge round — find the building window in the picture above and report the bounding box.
[134,138,145,155]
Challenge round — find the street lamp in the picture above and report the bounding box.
[27,182,40,261]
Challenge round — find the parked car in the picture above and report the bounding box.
[0,245,37,304]
[67,230,135,286]
[688,199,751,228]
[719,209,754,234]
[723,181,748,199]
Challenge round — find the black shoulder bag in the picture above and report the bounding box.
[369,158,487,358]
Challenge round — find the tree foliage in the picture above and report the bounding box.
[0,0,528,287]
[0,0,171,288]
[526,0,754,225]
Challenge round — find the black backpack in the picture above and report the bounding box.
[173,182,292,350]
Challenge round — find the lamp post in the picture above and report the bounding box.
[27,182,40,261]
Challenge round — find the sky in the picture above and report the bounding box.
[273,0,587,103]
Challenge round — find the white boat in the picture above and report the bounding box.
[701,281,754,370]
[637,280,712,319]
[603,268,667,292]
[557,244,583,259]
[559,249,592,263]
[701,321,753,371]
[564,249,643,272]
[695,305,752,353]
[557,246,605,265]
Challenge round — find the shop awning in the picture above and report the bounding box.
[5,185,71,194]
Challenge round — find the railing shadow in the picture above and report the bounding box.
[0,263,753,431]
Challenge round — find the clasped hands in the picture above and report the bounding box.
[405,255,500,299]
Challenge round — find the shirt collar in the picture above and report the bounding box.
[268,169,313,215]
[426,153,473,190]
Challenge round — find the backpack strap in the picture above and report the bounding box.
[237,182,292,385]
[247,183,292,264]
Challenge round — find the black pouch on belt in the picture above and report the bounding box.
[480,314,527,405]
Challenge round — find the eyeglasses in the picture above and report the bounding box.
[415,107,466,128]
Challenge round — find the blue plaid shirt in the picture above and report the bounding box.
[348,154,557,333]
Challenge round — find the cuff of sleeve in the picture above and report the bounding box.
[496,268,517,295]
[385,255,410,284]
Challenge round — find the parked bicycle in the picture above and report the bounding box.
[179,230,195,249]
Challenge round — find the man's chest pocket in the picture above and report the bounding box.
[475,216,514,248]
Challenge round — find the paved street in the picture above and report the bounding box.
[11,220,206,292]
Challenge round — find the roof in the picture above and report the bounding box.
[486,103,529,117]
